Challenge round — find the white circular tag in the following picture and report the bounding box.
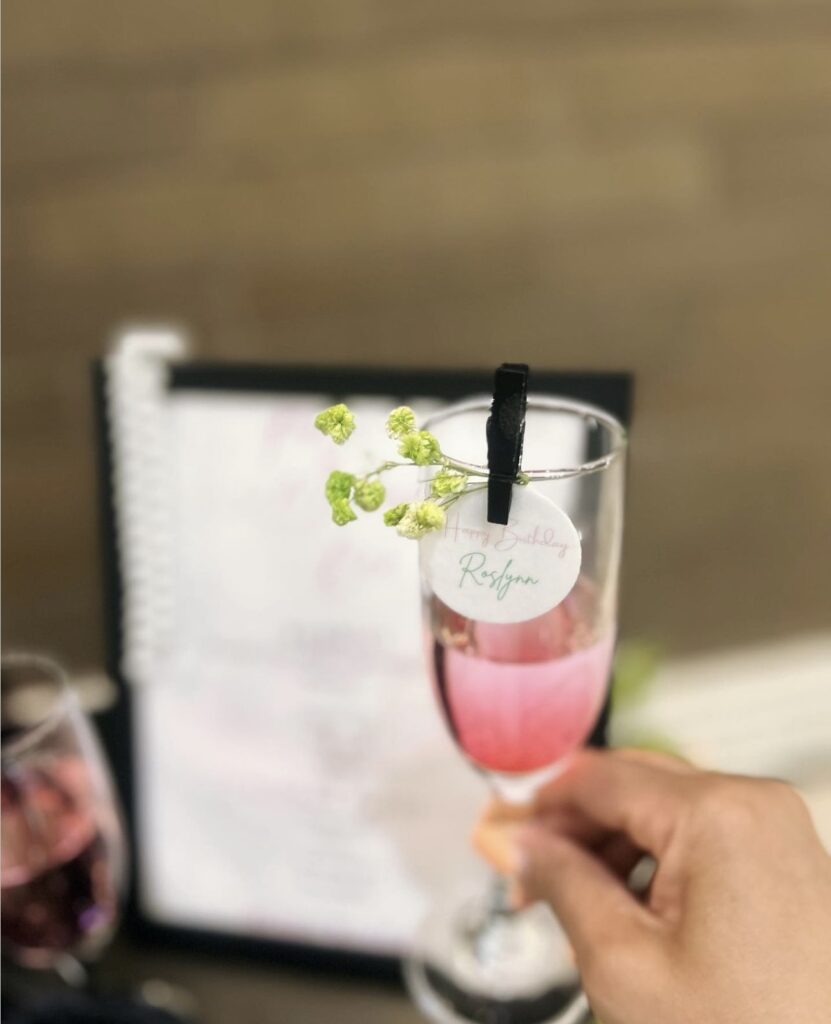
[421,486,582,624]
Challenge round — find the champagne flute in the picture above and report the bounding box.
[1,653,126,982]
[405,396,626,1024]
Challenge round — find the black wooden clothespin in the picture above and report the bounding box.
[486,362,529,525]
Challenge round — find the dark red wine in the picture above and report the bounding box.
[1,760,119,963]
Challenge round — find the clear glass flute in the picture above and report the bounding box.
[1,653,126,983]
[405,397,626,1024]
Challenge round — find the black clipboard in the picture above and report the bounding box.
[92,359,632,976]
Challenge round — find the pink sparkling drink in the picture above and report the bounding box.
[426,578,612,776]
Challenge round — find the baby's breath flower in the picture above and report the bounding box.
[398,430,442,466]
[396,509,424,540]
[386,406,416,439]
[431,468,467,498]
[353,479,385,512]
[383,503,410,527]
[314,404,356,445]
[331,498,357,526]
[396,500,446,539]
[316,402,458,537]
[325,470,354,505]
[415,500,446,531]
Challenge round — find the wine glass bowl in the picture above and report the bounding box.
[1,654,126,971]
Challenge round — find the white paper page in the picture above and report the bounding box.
[133,393,487,953]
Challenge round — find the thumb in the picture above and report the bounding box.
[516,824,654,969]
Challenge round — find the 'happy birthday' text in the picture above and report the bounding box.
[443,513,572,559]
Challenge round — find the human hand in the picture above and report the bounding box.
[474,750,831,1024]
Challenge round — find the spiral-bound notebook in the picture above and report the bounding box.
[92,333,632,970]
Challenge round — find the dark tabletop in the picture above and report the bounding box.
[4,937,422,1024]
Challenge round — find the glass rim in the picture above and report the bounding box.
[423,394,627,480]
[1,652,77,763]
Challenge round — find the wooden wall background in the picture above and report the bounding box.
[3,0,831,670]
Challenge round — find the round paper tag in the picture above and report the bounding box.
[421,486,582,624]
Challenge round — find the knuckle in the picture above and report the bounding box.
[760,777,805,808]
[690,775,808,845]
[691,777,763,839]
[758,778,812,824]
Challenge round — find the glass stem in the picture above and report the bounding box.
[468,872,522,969]
[55,953,89,989]
[487,873,515,917]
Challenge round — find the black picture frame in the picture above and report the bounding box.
[91,361,632,977]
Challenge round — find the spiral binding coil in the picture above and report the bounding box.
[104,328,188,685]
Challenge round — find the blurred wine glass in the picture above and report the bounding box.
[1,653,126,982]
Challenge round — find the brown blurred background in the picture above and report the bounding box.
[3,0,831,671]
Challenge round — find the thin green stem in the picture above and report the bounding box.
[357,455,525,493]
[440,456,490,478]
[435,481,489,509]
[364,460,411,478]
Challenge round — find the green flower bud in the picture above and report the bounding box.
[398,430,442,466]
[396,500,446,539]
[314,404,356,445]
[331,498,357,526]
[383,503,410,526]
[430,469,467,498]
[386,406,417,439]
[353,479,385,512]
[325,470,354,504]
[414,500,446,531]
[395,509,423,539]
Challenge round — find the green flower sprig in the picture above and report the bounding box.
[315,403,511,539]
[313,404,356,445]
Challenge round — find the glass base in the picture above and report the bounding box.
[404,885,591,1024]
